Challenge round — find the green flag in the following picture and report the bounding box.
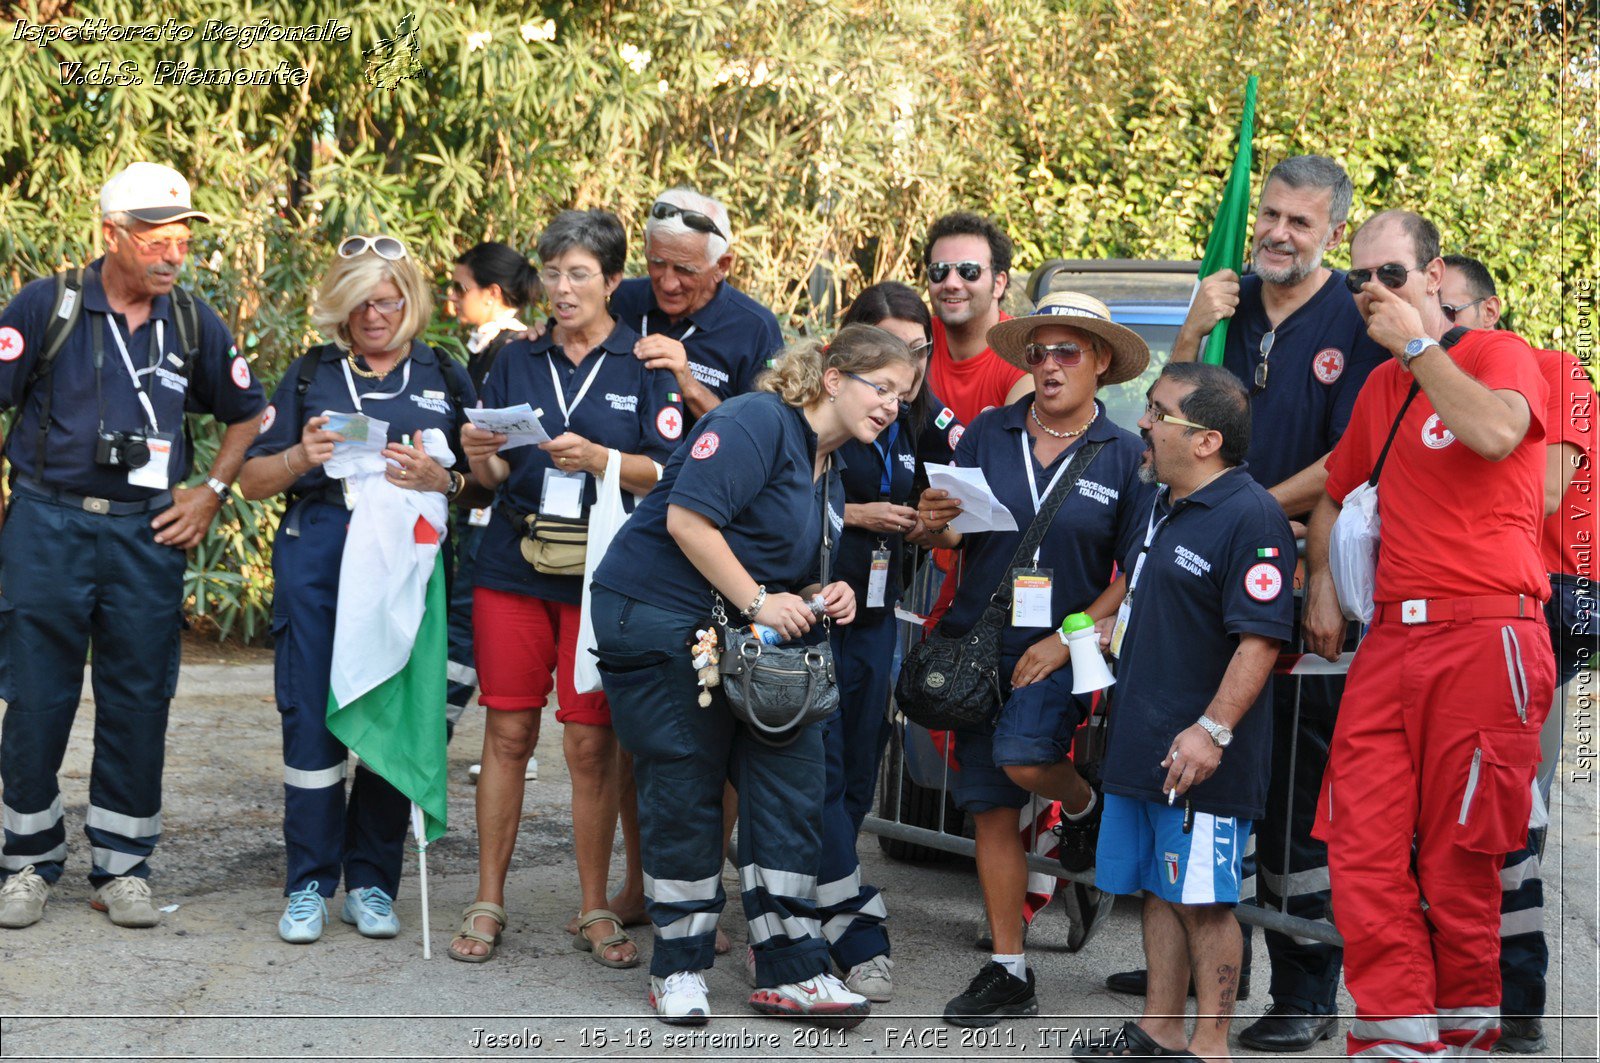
[327,552,449,842]
[1197,75,1258,365]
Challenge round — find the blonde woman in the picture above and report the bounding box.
[238,235,478,944]
[588,325,917,1026]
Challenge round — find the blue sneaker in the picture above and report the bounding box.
[279,883,326,944]
[341,886,400,938]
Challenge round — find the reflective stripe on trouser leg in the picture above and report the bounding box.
[734,720,832,987]
[1438,1006,1499,1058]
[818,615,895,970]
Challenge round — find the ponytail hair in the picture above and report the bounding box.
[758,323,916,407]
[456,241,539,310]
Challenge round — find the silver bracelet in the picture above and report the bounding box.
[742,585,767,620]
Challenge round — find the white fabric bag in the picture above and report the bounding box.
[1329,480,1381,623]
[575,448,633,693]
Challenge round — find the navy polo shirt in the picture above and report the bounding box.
[248,340,475,492]
[0,259,266,500]
[473,320,683,605]
[941,398,1151,659]
[593,392,846,621]
[609,277,783,402]
[835,417,918,614]
[1102,466,1296,819]
[1221,271,1387,498]
[914,387,966,472]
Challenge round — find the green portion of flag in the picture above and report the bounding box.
[326,552,449,842]
[1198,76,1258,366]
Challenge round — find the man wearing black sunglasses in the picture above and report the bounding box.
[609,187,783,423]
[1145,156,1384,1052]
[1305,211,1554,1061]
[922,211,1034,426]
[1441,253,1594,1055]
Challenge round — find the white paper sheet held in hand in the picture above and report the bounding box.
[465,404,552,449]
[321,411,390,479]
[924,463,1018,533]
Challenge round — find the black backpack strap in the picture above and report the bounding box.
[1368,329,1472,487]
[288,346,326,432]
[166,285,203,382]
[24,268,88,478]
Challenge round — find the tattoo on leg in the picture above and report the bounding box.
[1216,963,1238,1026]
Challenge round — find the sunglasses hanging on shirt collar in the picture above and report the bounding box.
[338,235,409,261]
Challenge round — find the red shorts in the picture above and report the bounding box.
[472,587,610,726]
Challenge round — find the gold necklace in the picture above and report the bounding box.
[347,348,406,380]
[1031,403,1097,439]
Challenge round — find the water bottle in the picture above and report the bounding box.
[745,623,783,646]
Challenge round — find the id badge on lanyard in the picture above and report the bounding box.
[540,468,585,517]
[1011,566,1053,627]
[867,541,891,608]
[127,435,174,490]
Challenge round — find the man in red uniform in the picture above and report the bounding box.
[1305,212,1555,1059]
[923,212,1033,425]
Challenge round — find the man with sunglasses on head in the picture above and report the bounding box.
[609,187,783,423]
[1438,254,1594,1055]
[923,211,1034,427]
[1304,212,1554,1060]
[1130,154,1385,1052]
[0,162,265,931]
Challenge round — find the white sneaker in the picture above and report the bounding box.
[91,876,160,928]
[467,758,538,783]
[845,954,894,1002]
[749,971,870,1027]
[648,970,709,1026]
[0,865,49,928]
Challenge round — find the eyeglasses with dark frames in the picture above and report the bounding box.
[1253,329,1276,393]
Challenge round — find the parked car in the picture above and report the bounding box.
[877,258,1199,862]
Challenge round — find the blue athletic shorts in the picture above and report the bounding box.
[1095,791,1252,905]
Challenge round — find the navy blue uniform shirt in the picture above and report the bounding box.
[835,417,918,614]
[1221,271,1387,499]
[609,277,783,402]
[1103,466,1296,819]
[593,391,845,620]
[247,340,475,493]
[942,398,1152,659]
[913,387,966,473]
[0,260,266,500]
[475,320,683,605]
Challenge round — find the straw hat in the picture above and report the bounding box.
[987,291,1149,386]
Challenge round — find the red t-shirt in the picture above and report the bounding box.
[928,314,1023,426]
[1324,329,1549,602]
[1536,347,1597,576]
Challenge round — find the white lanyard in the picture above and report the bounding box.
[1127,490,1177,596]
[640,315,697,344]
[548,351,608,428]
[106,317,164,433]
[340,356,412,413]
[1020,433,1076,566]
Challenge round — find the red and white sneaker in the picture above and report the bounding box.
[749,972,870,1028]
[648,970,709,1026]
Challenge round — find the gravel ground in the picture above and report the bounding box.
[0,657,1595,1061]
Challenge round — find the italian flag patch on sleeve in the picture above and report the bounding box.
[1257,547,1280,558]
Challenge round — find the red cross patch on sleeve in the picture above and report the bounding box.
[1244,562,1284,602]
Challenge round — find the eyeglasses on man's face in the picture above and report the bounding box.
[1143,399,1210,432]
[928,260,986,284]
[1441,297,1486,324]
[1344,262,1421,293]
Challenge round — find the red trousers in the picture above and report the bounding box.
[1316,613,1553,1059]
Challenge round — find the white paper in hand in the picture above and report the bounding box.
[322,411,390,479]
[923,463,1018,533]
[466,404,553,449]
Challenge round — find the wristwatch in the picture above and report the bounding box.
[205,476,230,501]
[1399,336,1441,372]
[1196,715,1233,748]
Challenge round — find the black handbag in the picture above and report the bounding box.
[715,460,840,746]
[895,441,1105,731]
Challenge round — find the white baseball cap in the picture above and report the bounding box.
[99,162,212,224]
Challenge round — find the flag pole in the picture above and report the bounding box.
[412,802,432,959]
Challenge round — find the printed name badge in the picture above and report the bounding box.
[1109,597,1132,659]
[541,468,586,518]
[127,436,173,490]
[468,506,492,527]
[1010,568,1053,627]
[866,548,891,608]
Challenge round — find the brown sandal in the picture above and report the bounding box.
[571,908,640,969]
[448,900,506,963]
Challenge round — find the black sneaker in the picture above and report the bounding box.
[1496,1017,1547,1054]
[1055,790,1102,874]
[943,961,1038,1027]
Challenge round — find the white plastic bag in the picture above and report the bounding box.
[1328,479,1381,624]
[574,448,630,693]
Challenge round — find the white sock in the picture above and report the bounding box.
[992,953,1027,979]
[1064,789,1098,820]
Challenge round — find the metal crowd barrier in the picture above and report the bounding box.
[861,549,1347,947]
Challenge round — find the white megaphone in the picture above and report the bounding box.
[1061,612,1115,695]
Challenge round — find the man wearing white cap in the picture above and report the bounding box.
[0,162,265,930]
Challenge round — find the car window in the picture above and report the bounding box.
[1102,323,1179,434]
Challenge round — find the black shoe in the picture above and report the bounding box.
[1057,879,1116,953]
[1055,791,1102,874]
[943,961,1039,1027]
[1238,1004,1337,1052]
[1496,1017,1548,1054]
[1103,967,1251,1001]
